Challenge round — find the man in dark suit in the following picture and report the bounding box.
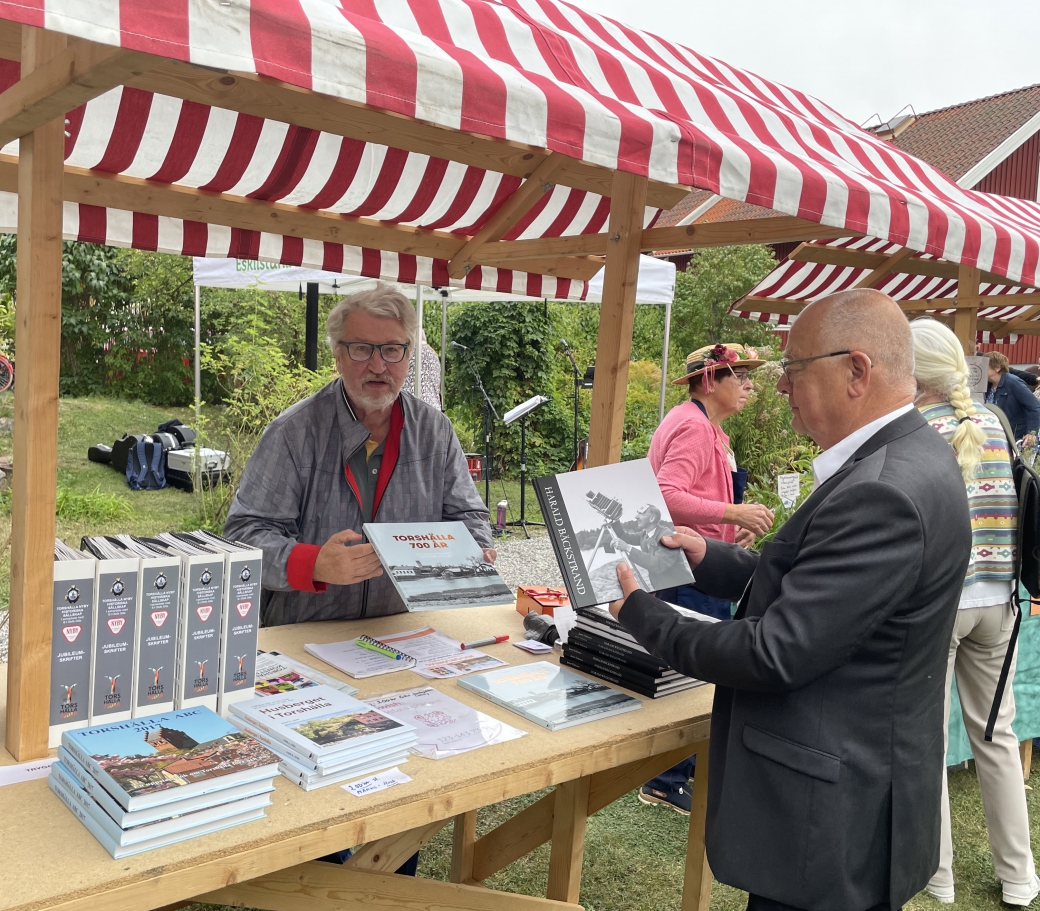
[610,289,971,911]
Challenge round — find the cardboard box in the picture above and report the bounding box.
[515,586,570,619]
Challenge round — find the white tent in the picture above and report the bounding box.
[191,254,677,421]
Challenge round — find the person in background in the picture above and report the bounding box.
[985,351,1040,441]
[404,329,442,410]
[637,343,774,816]
[912,319,1038,907]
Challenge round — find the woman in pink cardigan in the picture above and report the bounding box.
[639,342,774,815]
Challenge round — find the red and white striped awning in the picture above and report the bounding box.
[5,1,1040,291]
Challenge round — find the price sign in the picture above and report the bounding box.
[777,473,801,509]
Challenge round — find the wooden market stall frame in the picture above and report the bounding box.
[0,20,866,763]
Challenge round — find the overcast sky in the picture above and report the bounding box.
[568,0,1040,125]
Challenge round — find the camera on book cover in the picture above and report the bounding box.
[585,491,624,522]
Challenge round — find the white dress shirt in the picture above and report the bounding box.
[811,403,915,490]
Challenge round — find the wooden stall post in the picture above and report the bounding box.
[586,171,648,467]
[6,25,67,761]
[954,265,981,356]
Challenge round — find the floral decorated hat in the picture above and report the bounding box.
[671,343,765,385]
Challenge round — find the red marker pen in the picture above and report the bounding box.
[460,635,509,650]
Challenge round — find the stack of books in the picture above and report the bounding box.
[561,607,704,699]
[227,684,418,790]
[48,706,280,858]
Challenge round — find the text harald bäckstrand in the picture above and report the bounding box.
[545,489,586,596]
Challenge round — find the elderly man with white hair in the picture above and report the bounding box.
[610,289,972,911]
[226,284,494,626]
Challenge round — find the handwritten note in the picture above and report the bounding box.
[343,767,412,797]
[777,473,801,509]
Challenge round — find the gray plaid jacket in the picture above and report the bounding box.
[225,379,492,626]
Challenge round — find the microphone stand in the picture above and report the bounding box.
[455,346,499,515]
[561,341,580,470]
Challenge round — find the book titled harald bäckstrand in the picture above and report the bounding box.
[363,521,513,610]
[533,459,694,610]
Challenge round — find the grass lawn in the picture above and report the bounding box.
[0,394,1035,909]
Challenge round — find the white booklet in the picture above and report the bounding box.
[306,627,507,680]
[368,686,526,760]
[254,650,359,697]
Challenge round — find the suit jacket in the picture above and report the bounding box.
[618,410,971,911]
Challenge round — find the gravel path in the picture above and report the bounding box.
[0,532,562,667]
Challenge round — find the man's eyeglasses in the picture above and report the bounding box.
[778,350,853,381]
[337,341,410,364]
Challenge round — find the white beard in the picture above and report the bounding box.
[345,373,400,411]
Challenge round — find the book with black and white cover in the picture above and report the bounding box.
[47,770,267,859]
[362,521,512,610]
[81,536,140,725]
[254,650,359,698]
[50,541,97,747]
[57,745,275,828]
[457,661,641,731]
[114,536,182,716]
[568,626,668,675]
[185,531,263,716]
[61,706,279,812]
[533,459,694,609]
[49,759,273,847]
[227,686,416,765]
[156,532,224,711]
[559,652,702,700]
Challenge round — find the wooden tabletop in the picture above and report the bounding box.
[0,604,713,911]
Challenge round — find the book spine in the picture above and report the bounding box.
[563,643,669,688]
[227,705,323,763]
[48,772,121,857]
[568,627,667,673]
[533,474,598,610]
[559,655,666,700]
[49,559,96,747]
[180,556,222,710]
[573,617,643,650]
[49,763,123,844]
[134,558,180,716]
[89,557,139,725]
[56,747,129,825]
[218,551,262,716]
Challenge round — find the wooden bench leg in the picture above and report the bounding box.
[681,743,712,911]
[546,775,591,903]
[451,809,478,884]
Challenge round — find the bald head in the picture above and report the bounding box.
[778,289,916,450]
[799,289,915,394]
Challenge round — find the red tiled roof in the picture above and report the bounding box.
[653,188,716,227]
[654,198,787,254]
[874,83,1040,181]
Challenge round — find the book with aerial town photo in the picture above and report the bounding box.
[60,706,279,811]
[362,521,513,610]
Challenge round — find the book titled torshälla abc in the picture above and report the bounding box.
[60,706,279,812]
[533,459,694,609]
[363,521,512,610]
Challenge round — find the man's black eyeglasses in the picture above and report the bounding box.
[337,341,410,364]
[778,350,852,381]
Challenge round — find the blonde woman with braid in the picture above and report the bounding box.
[911,318,1039,906]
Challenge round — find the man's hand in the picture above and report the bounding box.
[483,548,497,564]
[735,527,756,549]
[313,529,384,586]
[723,502,775,535]
[661,525,708,569]
[608,562,642,619]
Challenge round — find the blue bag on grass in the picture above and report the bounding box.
[125,439,166,490]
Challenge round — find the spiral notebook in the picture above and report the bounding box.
[304,635,417,679]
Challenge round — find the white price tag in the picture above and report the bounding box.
[0,757,55,787]
[343,767,412,797]
[777,473,801,509]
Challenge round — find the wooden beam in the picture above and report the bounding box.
[790,243,1023,291]
[954,265,981,355]
[736,296,806,316]
[681,744,713,911]
[126,60,688,210]
[587,172,647,467]
[448,153,567,278]
[0,155,602,282]
[451,810,478,885]
[0,36,156,147]
[6,25,66,762]
[852,246,914,289]
[996,305,1040,334]
[547,776,591,904]
[0,18,22,61]
[200,863,584,911]
[344,819,449,873]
